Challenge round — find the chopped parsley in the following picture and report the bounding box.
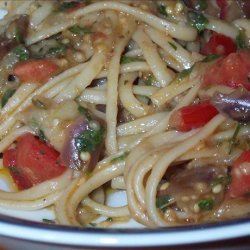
[37,129,47,142]
[32,98,47,109]
[187,11,208,32]
[78,106,92,120]
[202,54,220,63]
[29,118,47,142]
[194,0,208,11]
[59,1,80,11]
[9,166,21,176]
[177,67,193,82]
[69,25,93,35]
[156,195,172,212]
[106,217,113,222]
[89,222,97,227]
[75,124,105,152]
[1,89,16,108]
[168,41,177,50]
[198,198,214,211]
[158,4,168,17]
[211,175,231,187]
[228,123,242,154]
[144,75,155,86]
[111,151,129,164]
[42,219,55,224]
[236,31,247,49]
[120,56,144,64]
[13,46,29,61]
[15,27,22,43]
[46,43,66,57]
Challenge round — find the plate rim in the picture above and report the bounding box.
[0,214,249,247]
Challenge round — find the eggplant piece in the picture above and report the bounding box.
[212,88,250,123]
[0,15,29,60]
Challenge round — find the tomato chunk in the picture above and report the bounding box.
[3,148,32,190]
[169,101,219,132]
[228,150,250,198]
[201,32,236,56]
[203,50,250,90]
[3,134,67,190]
[13,59,59,83]
[216,0,228,19]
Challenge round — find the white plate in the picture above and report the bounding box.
[0,188,249,248]
[0,213,250,248]
[0,7,249,250]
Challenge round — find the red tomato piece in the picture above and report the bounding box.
[169,101,219,132]
[203,50,250,90]
[13,59,59,83]
[3,148,32,190]
[228,150,250,198]
[3,134,67,190]
[201,32,236,56]
[216,0,228,19]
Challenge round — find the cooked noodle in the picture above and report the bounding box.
[0,0,249,228]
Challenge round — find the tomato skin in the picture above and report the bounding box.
[201,32,236,56]
[13,59,59,83]
[216,0,228,19]
[169,101,219,132]
[3,134,67,190]
[3,148,32,190]
[203,50,250,90]
[228,150,250,198]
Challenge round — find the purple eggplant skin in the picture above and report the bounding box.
[212,88,250,123]
[0,15,29,60]
[60,116,89,170]
[183,0,250,20]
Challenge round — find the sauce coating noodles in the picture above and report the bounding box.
[0,0,249,227]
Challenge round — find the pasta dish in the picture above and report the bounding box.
[0,0,249,228]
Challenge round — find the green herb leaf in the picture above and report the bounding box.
[89,222,97,227]
[69,25,93,35]
[168,41,177,50]
[144,75,155,86]
[228,123,242,154]
[1,89,16,108]
[15,27,22,43]
[46,43,66,57]
[236,31,246,49]
[42,219,55,224]
[78,106,92,120]
[37,129,47,142]
[211,175,231,187]
[106,217,113,222]
[59,1,80,11]
[75,125,105,152]
[120,56,144,64]
[32,98,47,109]
[158,4,168,17]
[111,151,129,164]
[198,198,214,211]
[29,118,47,142]
[187,11,208,32]
[9,166,21,176]
[202,54,220,63]
[13,46,29,61]
[177,67,193,82]
[195,0,208,11]
[156,195,172,212]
